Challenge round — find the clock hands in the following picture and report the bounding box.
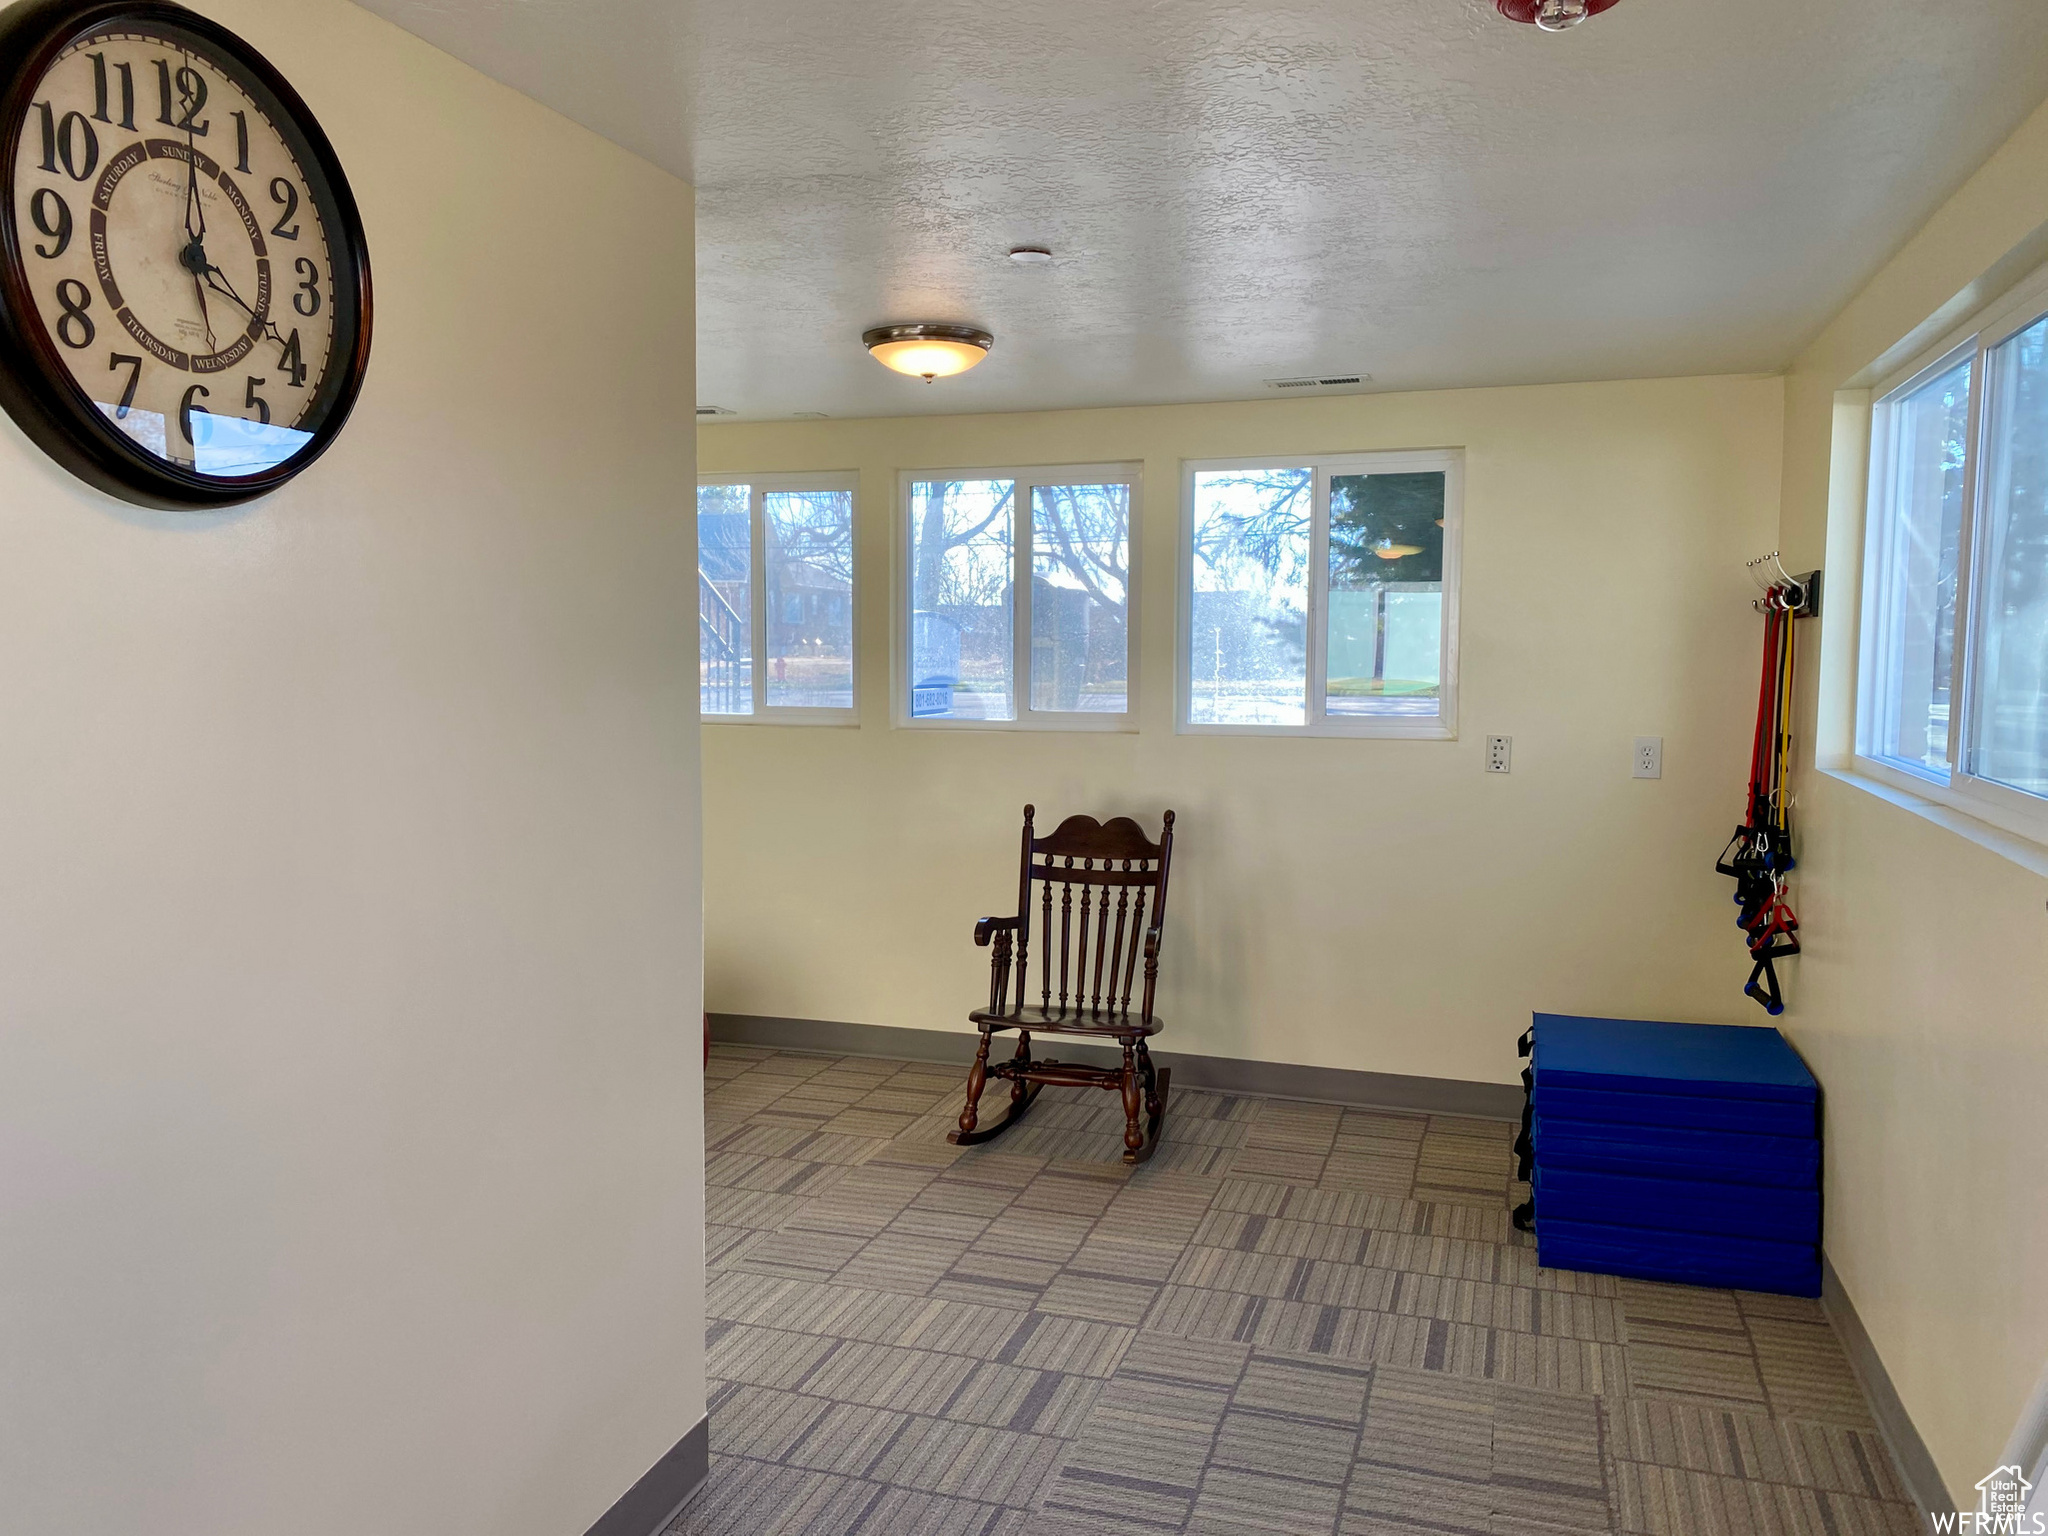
[180,53,206,243]
[198,262,257,321]
[175,52,217,351]
[178,217,217,354]
[198,261,294,360]
[187,265,217,353]
[158,56,302,384]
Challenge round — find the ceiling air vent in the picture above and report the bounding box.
[696,405,736,417]
[1265,374,1371,391]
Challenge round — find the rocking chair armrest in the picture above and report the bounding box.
[974,915,1022,947]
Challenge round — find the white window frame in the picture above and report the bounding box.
[697,471,860,727]
[1177,449,1463,739]
[1856,256,2048,847]
[892,463,1141,733]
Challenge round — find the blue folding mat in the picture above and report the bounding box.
[1518,1013,1821,1297]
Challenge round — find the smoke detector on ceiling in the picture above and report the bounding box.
[1264,373,1372,391]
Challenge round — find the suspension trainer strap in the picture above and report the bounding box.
[1720,583,1805,1014]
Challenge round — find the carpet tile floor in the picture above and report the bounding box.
[670,1046,1917,1536]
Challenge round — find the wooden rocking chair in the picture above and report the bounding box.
[950,804,1177,1165]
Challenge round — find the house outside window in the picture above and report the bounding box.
[1180,450,1463,738]
[697,473,858,723]
[897,465,1138,730]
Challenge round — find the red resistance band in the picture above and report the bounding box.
[1716,590,1801,1015]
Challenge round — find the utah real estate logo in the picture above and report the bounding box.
[1933,1466,2042,1534]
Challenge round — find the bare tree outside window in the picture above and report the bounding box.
[765,489,855,709]
[911,479,1015,719]
[697,476,856,720]
[1032,484,1129,713]
[909,471,1136,723]
[1189,466,1311,724]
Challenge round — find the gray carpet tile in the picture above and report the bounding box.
[673,1046,1918,1536]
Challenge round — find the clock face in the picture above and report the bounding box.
[0,1,369,507]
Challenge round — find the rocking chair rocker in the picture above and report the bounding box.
[951,804,1177,1165]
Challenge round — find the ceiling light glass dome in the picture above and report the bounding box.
[862,324,994,381]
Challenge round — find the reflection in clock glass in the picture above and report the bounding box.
[95,401,168,459]
[188,414,316,477]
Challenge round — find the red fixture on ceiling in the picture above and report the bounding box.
[1496,0,1623,27]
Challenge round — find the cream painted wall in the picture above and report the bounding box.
[700,376,1782,1086]
[0,3,703,1534]
[1778,96,2048,1502]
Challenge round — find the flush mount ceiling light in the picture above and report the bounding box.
[1008,247,1053,265]
[1496,0,1621,30]
[862,323,995,381]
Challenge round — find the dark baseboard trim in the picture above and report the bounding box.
[583,1415,709,1536]
[709,1013,1522,1120]
[1821,1254,1951,1524]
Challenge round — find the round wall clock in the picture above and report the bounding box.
[0,0,370,508]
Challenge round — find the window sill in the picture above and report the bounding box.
[1820,760,2048,879]
[1177,720,1456,741]
[702,714,861,729]
[893,715,1138,735]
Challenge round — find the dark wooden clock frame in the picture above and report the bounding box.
[0,0,371,509]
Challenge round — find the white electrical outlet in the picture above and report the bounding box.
[1487,735,1512,774]
[1634,736,1663,779]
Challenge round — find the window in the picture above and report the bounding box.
[697,473,857,722]
[899,465,1136,728]
[1181,450,1461,736]
[1862,353,1970,775]
[1859,261,2048,838]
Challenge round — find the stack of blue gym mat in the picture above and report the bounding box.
[1516,1013,1822,1297]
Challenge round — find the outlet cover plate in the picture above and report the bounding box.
[1634,736,1663,779]
[1487,735,1512,774]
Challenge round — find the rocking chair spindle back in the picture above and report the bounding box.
[957,804,1178,1165]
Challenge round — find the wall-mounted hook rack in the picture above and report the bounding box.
[1745,553,1821,618]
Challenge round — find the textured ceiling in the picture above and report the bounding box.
[355,0,2048,420]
